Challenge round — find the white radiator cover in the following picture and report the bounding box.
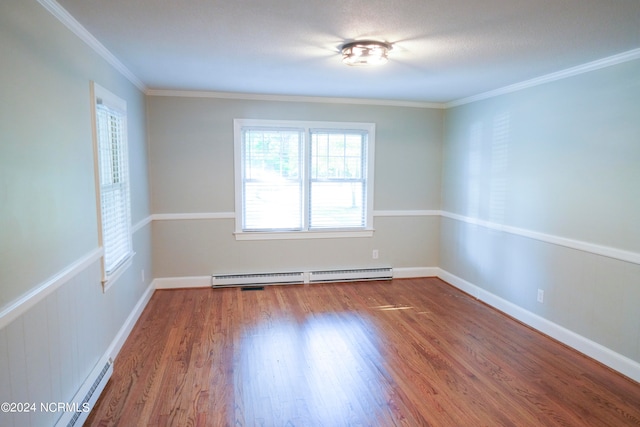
[309,267,393,283]
[55,356,113,427]
[211,271,305,287]
[211,267,393,287]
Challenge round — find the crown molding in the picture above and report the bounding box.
[446,48,640,108]
[145,89,445,109]
[37,0,146,92]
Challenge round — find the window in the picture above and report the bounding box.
[234,119,375,239]
[91,82,133,285]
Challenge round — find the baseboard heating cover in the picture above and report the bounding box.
[211,267,393,287]
[309,267,393,283]
[211,271,305,287]
[55,356,113,427]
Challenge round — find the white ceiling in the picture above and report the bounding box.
[56,0,640,103]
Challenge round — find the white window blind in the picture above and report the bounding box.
[234,119,375,238]
[309,130,367,229]
[242,128,303,231]
[93,83,133,279]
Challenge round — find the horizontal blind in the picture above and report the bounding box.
[309,130,367,229]
[242,128,303,231]
[96,103,132,274]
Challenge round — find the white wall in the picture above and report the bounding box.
[0,1,152,425]
[147,96,443,278]
[441,58,640,368]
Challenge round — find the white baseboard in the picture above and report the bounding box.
[437,268,640,383]
[393,267,439,278]
[153,276,212,289]
[106,281,155,360]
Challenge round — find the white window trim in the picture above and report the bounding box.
[233,119,376,240]
[90,82,134,290]
[234,229,374,241]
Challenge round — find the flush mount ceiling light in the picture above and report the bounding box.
[341,40,392,66]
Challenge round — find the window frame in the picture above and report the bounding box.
[90,82,134,289]
[233,119,375,240]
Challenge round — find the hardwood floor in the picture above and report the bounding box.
[86,278,640,426]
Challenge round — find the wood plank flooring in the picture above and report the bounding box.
[86,278,640,426]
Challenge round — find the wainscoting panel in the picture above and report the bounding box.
[0,219,153,427]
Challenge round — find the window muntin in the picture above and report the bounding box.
[234,119,375,238]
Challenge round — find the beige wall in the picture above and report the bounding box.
[147,96,443,276]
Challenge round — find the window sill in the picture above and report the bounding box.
[102,252,135,293]
[234,229,374,241]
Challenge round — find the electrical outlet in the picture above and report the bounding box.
[142,269,145,283]
[372,249,379,259]
[537,289,544,303]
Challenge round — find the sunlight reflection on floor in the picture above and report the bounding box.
[236,313,390,425]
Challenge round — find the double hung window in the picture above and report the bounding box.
[234,119,375,239]
[91,82,133,285]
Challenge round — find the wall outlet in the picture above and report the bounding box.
[141,269,145,283]
[537,289,544,303]
[372,249,379,259]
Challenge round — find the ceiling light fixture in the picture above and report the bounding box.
[341,40,392,66]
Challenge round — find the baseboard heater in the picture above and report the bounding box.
[55,356,113,427]
[309,267,393,283]
[211,271,305,288]
[211,267,393,288]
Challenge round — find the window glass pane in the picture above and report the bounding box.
[328,134,345,157]
[345,158,361,178]
[244,181,302,230]
[345,135,362,156]
[244,130,300,179]
[311,132,365,180]
[328,157,344,178]
[309,182,365,228]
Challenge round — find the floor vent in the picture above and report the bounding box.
[309,267,393,283]
[211,272,304,288]
[55,357,113,427]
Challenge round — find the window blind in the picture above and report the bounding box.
[96,102,132,275]
[309,130,367,229]
[241,128,303,231]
